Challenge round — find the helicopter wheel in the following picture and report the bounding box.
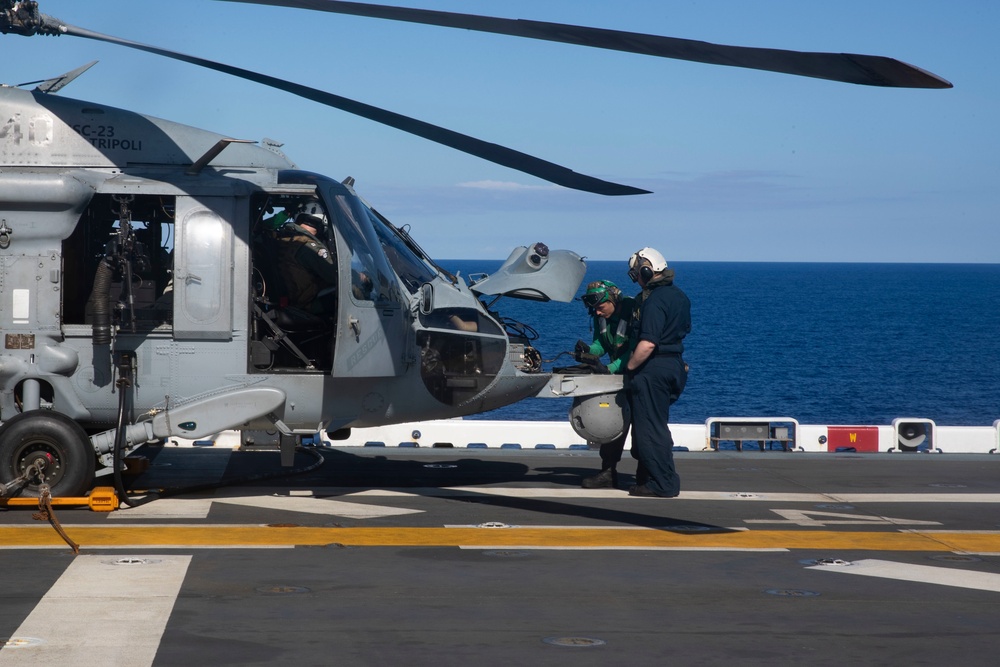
[0,410,96,498]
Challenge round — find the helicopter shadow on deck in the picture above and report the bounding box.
[122,444,730,533]
[316,450,730,533]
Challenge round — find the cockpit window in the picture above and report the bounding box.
[365,207,437,294]
[326,189,394,304]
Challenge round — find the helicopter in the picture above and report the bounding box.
[0,1,950,498]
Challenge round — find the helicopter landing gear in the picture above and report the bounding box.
[0,410,96,498]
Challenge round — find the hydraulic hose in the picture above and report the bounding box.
[88,258,114,345]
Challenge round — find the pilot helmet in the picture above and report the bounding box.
[300,199,326,221]
[295,199,329,235]
[582,280,620,310]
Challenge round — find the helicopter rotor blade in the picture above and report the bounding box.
[53,21,648,196]
[218,0,952,89]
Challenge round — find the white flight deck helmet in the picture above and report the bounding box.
[627,247,668,283]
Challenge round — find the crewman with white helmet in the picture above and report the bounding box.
[624,247,691,497]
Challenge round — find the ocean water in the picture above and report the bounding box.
[440,260,1000,426]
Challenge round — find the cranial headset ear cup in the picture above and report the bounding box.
[640,265,654,283]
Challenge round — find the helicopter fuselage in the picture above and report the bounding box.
[0,86,601,490]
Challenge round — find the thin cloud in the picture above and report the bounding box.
[457,180,561,192]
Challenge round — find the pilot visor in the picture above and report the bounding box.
[582,291,609,308]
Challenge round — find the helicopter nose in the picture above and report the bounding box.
[413,325,552,416]
[473,367,552,414]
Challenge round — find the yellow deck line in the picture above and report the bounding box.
[2,525,1000,552]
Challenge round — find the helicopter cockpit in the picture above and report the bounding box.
[249,174,398,372]
[250,171,515,409]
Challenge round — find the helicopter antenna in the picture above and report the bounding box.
[187,138,256,175]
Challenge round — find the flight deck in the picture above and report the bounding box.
[2,445,999,666]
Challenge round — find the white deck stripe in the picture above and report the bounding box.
[807,558,1000,593]
[106,497,214,519]
[213,494,424,518]
[107,493,425,520]
[0,555,191,666]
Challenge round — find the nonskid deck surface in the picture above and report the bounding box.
[2,446,999,666]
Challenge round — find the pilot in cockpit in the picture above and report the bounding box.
[273,199,339,315]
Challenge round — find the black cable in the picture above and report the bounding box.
[501,317,539,341]
[542,350,575,364]
[110,367,147,506]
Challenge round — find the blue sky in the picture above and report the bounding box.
[4,1,997,262]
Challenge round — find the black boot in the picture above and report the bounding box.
[582,468,618,489]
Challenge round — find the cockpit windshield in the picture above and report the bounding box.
[364,206,437,294]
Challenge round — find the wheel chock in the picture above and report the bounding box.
[87,487,120,512]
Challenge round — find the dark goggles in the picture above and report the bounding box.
[582,291,608,308]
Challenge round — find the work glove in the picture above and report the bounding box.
[578,352,608,374]
[574,339,590,361]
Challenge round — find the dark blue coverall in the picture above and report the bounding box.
[627,279,691,497]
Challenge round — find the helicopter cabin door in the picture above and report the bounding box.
[172,197,234,340]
